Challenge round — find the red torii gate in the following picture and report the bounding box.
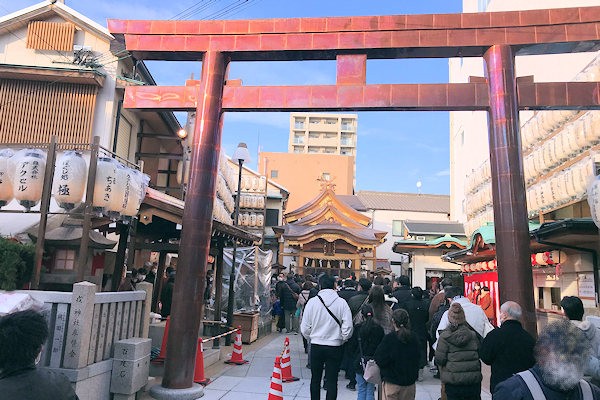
[109,6,600,394]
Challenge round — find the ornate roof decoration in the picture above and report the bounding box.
[284,187,371,227]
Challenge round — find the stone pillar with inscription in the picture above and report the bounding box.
[63,281,96,369]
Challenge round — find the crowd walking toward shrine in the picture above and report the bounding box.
[274,272,600,400]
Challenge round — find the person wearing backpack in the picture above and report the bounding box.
[494,319,600,400]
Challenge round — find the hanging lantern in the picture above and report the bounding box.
[52,151,87,210]
[0,149,15,208]
[105,163,130,219]
[122,169,149,218]
[13,149,47,210]
[93,157,118,214]
[249,213,257,227]
[256,214,264,227]
[259,176,266,192]
[589,174,600,229]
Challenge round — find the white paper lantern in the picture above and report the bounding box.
[93,157,119,213]
[259,176,267,192]
[249,213,257,226]
[122,169,149,218]
[53,151,87,210]
[13,149,46,210]
[243,175,252,191]
[251,195,258,209]
[257,196,265,209]
[256,214,264,227]
[0,149,15,208]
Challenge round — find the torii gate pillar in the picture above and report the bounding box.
[484,45,536,336]
[151,51,228,397]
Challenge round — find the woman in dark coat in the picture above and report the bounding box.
[435,302,482,400]
[403,286,429,377]
[347,305,385,400]
[374,309,421,400]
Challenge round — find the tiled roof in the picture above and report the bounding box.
[404,220,465,236]
[356,191,450,213]
[337,195,368,212]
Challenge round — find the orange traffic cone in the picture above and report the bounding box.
[268,357,284,400]
[151,316,170,364]
[224,326,249,365]
[193,338,211,385]
[280,337,299,382]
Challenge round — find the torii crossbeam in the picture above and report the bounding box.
[109,6,600,394]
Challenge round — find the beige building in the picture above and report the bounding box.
[289,112,357,156]
[258,152,354,212]
[449,0,600,315]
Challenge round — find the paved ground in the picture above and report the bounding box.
[144,331,492,400]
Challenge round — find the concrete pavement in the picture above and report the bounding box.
[144,331,492,400]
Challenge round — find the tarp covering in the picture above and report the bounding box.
[222,246,273,329]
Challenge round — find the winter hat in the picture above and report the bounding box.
[448,302,466,325]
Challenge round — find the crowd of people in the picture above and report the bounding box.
[272,272,600,400]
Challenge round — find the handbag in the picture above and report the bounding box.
[363,359,381,385]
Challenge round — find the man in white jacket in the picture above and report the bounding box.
[434,285,494,348]
[301,274,353,400]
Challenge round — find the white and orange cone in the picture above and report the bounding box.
[225,326,249,365]
[280,337,299,382]
[268,356,284,400]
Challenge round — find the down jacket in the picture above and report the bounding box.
[435,323,482,386]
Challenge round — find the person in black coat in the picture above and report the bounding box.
[480,301,535,393]
[403,287,430,374]
[0,310,79,400]
[374,308,421,400]
[160,270,176,317]
[392,275,412,310]
[346,305,385,400]
[338,279,359,302]
[277,274,301,334]
[494,319,600,400]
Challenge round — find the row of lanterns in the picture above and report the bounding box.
[237,212,264,227]
[527,157,594,217]
[239,194,265,209]
[0,149,148,218]
[460,251,567,273]
[523,112,599,184]
[466,154,594,221]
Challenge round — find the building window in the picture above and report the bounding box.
[293,134,304,144]
[341,149,351,155]
[271,170,278,178]
[265,208,279,226]
[294,119,305,129]
[309,132,320,139]
[341,119,354,131]
[392,220,404,237]
[54,249,76,271]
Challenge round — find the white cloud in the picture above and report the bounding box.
[435,169,450,177]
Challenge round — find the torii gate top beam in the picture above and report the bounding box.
[108,7,600,61]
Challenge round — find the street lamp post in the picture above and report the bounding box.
[225,142,251,345]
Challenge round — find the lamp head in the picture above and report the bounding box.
[232,142,251,164]
[177,128,188,139]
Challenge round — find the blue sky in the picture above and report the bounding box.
[3,0,464,194]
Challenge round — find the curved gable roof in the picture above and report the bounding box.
[284,187,370,227]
